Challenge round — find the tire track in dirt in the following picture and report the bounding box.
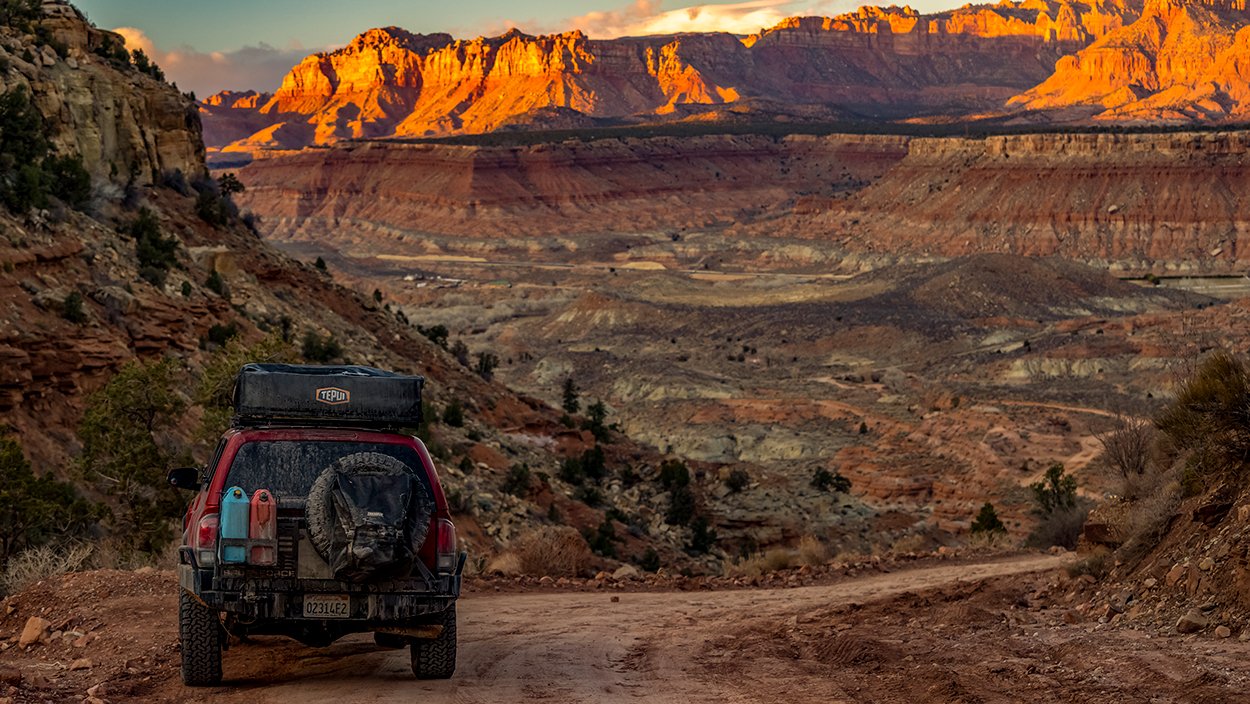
[187,554,1066,704]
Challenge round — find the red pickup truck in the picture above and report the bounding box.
[168,364,464,686]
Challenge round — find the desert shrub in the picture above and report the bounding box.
[60,290,86,324]
[502,463,531,497]
[44,154,91,208]
[575,484,603,507]
[195,189,229,225]
[891,533,930,554]
[561,377,580,414]
[474,351,498,381]
[217,172,245,196]
[450,340,470,366]
[582,400,610,442]
[124,208,178,281]
[512,526,592,577]
[1066,546,1112,579]
[1155,351,1250,490]
[130,49,164,81]
[314,256,327,271]
[416,324,448,349]
[205,269,227,297]
[1117,475,1182,562]
[687,515,717,555]
[485,551,522,576]
[638,547,661,572]
[812,467,852,494]
[77,358,186,554]
[970,502,1006,535]
[580,445,606,482]
[1098,414,1155,491]
[586,519,617,558]
[659,459,690,490]
[665,485,696,526]
[205,322,239,347]
[558,455,585,485]
[301,330,343,363]
[0,0,41,31]
[195,333,294,440]
[0,437,100,565]
[726,548,795,578]
[1026,463,1088,549]
[796,535,828,565]
[0,542,94,596]
[725,468,750,493]
[442,400,465,427]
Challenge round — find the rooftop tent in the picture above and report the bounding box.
[232,364,425,427]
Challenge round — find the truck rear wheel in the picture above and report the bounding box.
[179,590,223,686]
[410,606,456,680]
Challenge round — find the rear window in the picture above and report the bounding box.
[222,440,427,504]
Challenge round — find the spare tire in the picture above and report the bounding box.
[306,452,434,579]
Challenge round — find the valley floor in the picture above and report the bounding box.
[4,555,1249,703]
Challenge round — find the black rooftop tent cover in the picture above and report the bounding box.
[232,364,425,428]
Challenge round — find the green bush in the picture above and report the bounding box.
[301,331,343,363]
[206,322,239,347]
[0,0,42,32]
[442,400,465,427]
[44,154,91,207]
[586,519,617,557]
[970,502,1006,535]
[1025,463,1088,549]
[195,189,229,225]
[638,547,661,572]
[0,436,101,566]
[60,291,86,324]
[77,358,186,554]
[812,468,852,494]
[195,333,294,440]
[659,459,690,490]
[1155,351,1250,489]
[582,400,610,442]
[666,485,696,526]
[1031,463,1077,514]
[687,515,717,554]
[561,377,580,414]
[416,324,448,349]
[205,269,227,297]
[502,463,531,497]
[725,468,750,493]
[124,209,179,281]
[475,351,499,381]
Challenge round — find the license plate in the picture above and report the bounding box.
[303,594,350,619]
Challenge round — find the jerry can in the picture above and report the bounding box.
[220,486,250,564]
[249,489,277,566]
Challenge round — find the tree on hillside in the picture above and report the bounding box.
[195,333,295,441]
[78,358,187,554]
[561,377,580,414]
[217,172,245,197]
[0,435,101,565]
[970,502,1006,535]
[0,0,41,31]
[1031,463,1077,515]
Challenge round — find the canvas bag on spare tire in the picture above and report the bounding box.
[307,453,433,582]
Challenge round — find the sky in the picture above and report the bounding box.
[70,0,944,97]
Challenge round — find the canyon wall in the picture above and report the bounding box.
[234,133,911,243]
[796,130,1250,271]
[238,126,1250,271]
[202,1,1142,154]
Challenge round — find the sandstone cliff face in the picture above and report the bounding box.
[1010,0,1250,120]
[203,1,1141,155]
[231,133,910,244]
[0,2,203,185]
[792,130,1250,271]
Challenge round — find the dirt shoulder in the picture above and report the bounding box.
[2,554,1248,703]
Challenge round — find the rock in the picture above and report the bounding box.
[18,616,51,648]
[612,565,641,580]
[594,571,609,581]
[1143,577,1157,589]
[538,576,554,585]
[67,658,91,671]
[610,596,620,603]
[1216,625,1232,638]
[86,684,107,698]
[1165,563,1186,587]
[0,665,20,685]
[1176,609,1208,634]
[86,698,104,704]
[1199,557,1215,571]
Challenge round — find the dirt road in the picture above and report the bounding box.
[195,555,1066,704]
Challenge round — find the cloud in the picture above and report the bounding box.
[112,27,317,98]
[564,0,849,38]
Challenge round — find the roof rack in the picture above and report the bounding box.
[231,364,424,429]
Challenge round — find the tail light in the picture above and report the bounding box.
[435,518,457,573]
[195,513,219,567]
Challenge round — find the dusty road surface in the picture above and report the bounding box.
[198,556,1068,703]
[8,553,1250,703]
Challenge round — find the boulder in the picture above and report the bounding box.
[17,616,51,647]
[612,564,641,580]
[1176,609,1208,634]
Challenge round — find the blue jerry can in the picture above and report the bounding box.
[220,485,250,564]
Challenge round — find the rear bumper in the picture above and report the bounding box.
[178,552,463,623]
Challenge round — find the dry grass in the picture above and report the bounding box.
[512,526,592,577]
[484,552,523,576]
[796,535,829,565]
[1,543,94,596]
[889,533,930,555]
[1067,547,1112,579]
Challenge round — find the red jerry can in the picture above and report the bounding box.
[249,489,277,566]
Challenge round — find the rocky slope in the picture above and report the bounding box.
[200,1,1140,155]
[1009,0,1250,121]
[0,1,726,572]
